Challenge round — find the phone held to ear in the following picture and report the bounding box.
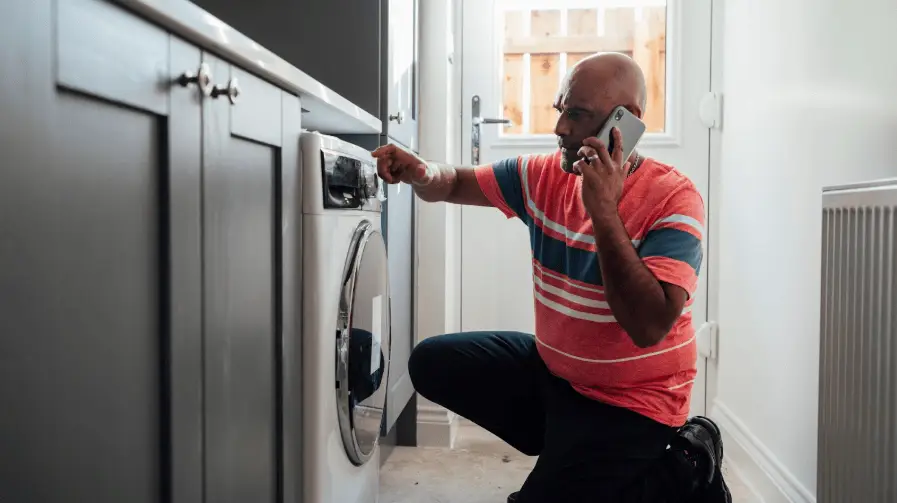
[579,105,647,173]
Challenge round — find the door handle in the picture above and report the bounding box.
[696,321,718,360]
[176,62,213,96]
[471,95,513,165]
[211,77,240,105]
[389,111,405,124]
[474,117,512,126]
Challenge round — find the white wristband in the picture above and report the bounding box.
[411,162,438,187]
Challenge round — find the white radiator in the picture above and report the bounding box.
[819,179,897,502]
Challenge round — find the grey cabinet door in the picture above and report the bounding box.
[0,1,202,502]
[202,54,302,503]
[382,175,416,432]
[385,0,420,150]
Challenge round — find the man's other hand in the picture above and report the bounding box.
[575,127,630,221]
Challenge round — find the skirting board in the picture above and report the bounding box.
[416,403,459,448]
[712,401,816,503]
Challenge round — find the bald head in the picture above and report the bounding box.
[553,52,648,172]
[568,52,647,115]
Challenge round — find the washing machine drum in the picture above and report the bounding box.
[347,328,386,403]
[335,220,391,466]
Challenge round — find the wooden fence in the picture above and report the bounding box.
[501,7,666,135]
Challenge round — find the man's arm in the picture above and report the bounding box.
[373,144,532,221]
[591,213,689,348]
[411,162,492,206]
[372,144,491,206]
[575,131,702,349]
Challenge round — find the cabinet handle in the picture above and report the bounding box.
[176,63,213,96]
[211,77,241,105]
[388,111,405,124]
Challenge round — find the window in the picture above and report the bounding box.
[500,2,667,135]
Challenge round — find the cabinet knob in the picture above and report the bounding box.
[211,77,241,105]
[388,111,405,124]
[176,63,213,96]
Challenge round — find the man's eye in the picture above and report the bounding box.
[566,110,583,121]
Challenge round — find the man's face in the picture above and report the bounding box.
[553,76,613,174]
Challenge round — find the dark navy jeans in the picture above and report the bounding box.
[408,331,693,503]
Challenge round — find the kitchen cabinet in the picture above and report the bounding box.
[0,2,202,501]
[177,0,422,443]
[384,0,420,151]
[379,0,422,440]
[0,1,302,502]
[191,0,420,150]
[201,55,299,503]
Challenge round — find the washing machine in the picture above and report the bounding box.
[301,131,391,503]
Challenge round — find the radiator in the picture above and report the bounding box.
[819,179,897,503]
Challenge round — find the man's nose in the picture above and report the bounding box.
[554,114,571,137]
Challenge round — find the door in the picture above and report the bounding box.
[386,0,420,150]
[461,0,713,416]
[1,0,202,501]
[336,221,392,464]
[202,55,302,503]
[383,177,416,433]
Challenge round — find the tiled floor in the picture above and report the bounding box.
[380,420,754,503]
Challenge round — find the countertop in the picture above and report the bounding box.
[115,0,382,135]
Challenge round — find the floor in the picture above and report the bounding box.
[380,420,754,503]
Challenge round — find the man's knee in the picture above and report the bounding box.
[407,334,454,393]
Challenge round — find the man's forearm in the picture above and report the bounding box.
[590,209,672,348]
[411,162,459,202]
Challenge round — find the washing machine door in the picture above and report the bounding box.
[336,220,391,466]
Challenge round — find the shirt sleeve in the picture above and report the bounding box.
[473,157,528,221]
[638,186,705,296]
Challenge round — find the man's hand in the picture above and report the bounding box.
[372,144,430,185]
[573,127,630,222]
[371,144,490,205]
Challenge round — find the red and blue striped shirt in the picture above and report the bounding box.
[474,151,704,427]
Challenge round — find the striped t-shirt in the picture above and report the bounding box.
[474,151,704,427]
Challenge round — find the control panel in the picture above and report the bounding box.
[321,149,384,210]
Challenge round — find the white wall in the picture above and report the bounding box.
[715,0,897,499]
[414,0,464,447]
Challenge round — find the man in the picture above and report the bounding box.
[372,53,731,503]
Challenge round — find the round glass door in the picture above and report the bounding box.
[336,220,391,466]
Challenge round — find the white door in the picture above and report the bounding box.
[460,0,714,416]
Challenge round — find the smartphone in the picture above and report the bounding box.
[583,105,646,168]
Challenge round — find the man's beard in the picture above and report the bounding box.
[559,151,578,174]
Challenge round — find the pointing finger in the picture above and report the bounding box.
[372,144,396,158]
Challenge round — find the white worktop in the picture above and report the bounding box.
[116,0,382,135]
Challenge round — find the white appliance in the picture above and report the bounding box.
[301,132,391,503]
